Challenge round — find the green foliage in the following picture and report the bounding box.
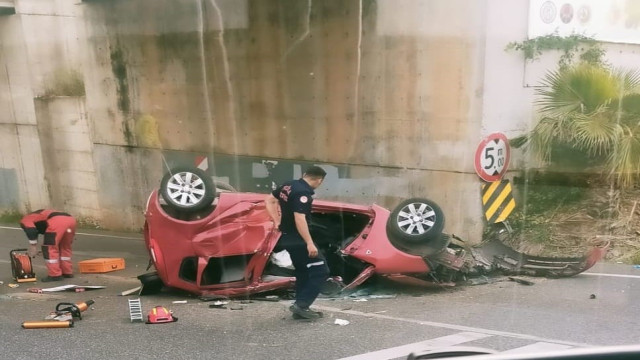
[43,68,85,97]
[76,216,101,230]
[513,64,640,187]
[0,209,23,224]
[513,172,588,215]
[505,33,607,69]
[507,172,588,244]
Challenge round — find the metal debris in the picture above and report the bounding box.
[508,277,535,286]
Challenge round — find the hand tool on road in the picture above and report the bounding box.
[10,249,37,283]
[22,320,74,329]
[47,300,95,320]
[21,300,95,329]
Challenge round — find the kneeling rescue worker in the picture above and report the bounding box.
[20,209,76,282]
[265,166,329,319]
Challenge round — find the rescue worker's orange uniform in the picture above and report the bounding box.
[20,209,76,279]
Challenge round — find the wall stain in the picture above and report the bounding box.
[110,46,134,147]
[110,47,130,114]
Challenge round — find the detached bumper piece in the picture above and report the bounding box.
[470,238,609,277]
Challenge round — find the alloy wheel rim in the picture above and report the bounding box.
[396,202,436,235]
[166,171,206,206]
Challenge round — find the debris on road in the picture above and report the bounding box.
[252,295,281,302]
[199,295,230,302]
[467,276,493,285]
[368,294,396,299]
[172,300,188,304]
[508,277,535,286]
[119,286,142,296]
[8,283,19,288]
[209,300,229,309]
[334,319,350,326]
[590,294,597,299]
[26,284,106,293]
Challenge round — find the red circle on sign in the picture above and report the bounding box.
[474,132,510,182]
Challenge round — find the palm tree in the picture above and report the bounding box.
[513,64,640,187]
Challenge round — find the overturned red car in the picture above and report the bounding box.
[141,167,608,297]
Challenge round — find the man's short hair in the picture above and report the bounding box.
[303,166,327,179]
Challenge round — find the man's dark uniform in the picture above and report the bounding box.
[272,178,329,310]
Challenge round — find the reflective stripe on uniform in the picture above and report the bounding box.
[45,259,59,263]
[307,261,325,268]
[61,257,71,261]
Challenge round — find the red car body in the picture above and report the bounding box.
[143,189,608,297]
[144,190,438,296]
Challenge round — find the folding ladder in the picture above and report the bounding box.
[128,298,144,322]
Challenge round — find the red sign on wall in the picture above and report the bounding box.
[474,133,510,182]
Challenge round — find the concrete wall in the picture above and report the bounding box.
[2,0,640,236]
[34,97,100,219]
[0,10,49,212]
[72,0,492,237]
[15,0,81,96]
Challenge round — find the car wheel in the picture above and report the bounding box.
[160,167,215,213]
[137,271,164,295]
[391,233,451,257]
[386,198,445,244]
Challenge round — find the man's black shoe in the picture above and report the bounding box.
[40,276,63,282]
[289,304,322,319]
[292,310,323,320]
[62,274,74,278]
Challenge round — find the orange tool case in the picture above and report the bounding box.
[78,258,125,273]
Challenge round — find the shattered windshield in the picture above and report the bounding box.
[1,0,640,359]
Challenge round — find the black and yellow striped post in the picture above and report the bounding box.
[481,179,516,223]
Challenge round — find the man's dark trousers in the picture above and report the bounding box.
[281,234,329,309]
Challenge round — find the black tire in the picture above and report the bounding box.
[390,233,451,257]
[137,271,164,295]
[386,198,445,244]
[160,167,215,213]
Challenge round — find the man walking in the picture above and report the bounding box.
[20,209,76,282]
[265,166,329,319]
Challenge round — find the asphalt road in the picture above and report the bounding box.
[1,225,639,360]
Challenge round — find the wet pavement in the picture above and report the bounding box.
[2,225,640,360]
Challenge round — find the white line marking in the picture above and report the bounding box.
[310,305,593,348]
[0,226,142,240]
[502,342,573,354]
[337,332,491,360]
[583,272,640,279]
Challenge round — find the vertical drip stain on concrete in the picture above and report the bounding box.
[110,46,134,146]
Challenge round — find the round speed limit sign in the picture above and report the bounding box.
[474,133,510,182]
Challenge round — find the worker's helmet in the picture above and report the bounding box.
[146,306,177,324]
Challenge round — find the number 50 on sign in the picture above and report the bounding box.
[474,133,510,182]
